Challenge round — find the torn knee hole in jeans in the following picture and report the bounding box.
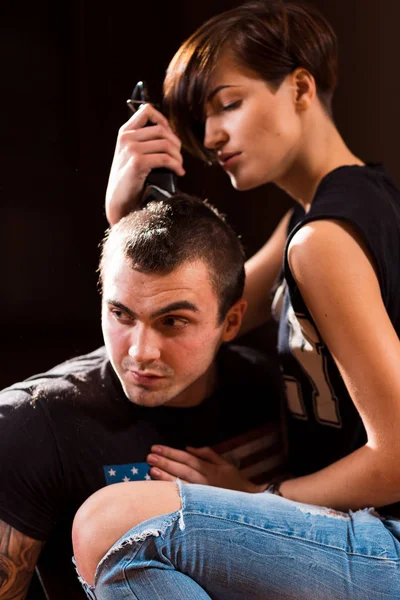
[73,509,185,592]
[90,482,185,587]
[98,511,184,567]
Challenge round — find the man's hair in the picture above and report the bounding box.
[99,193,245,323]
[163,0,338,161]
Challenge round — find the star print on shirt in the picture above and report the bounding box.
[103,462,152,485]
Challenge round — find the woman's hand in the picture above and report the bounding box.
[147,445,265,493]
[105,103,185,225]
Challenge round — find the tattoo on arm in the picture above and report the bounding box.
[0,520,44,600]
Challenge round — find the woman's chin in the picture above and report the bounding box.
[227,173,250,191]
[228,173,267,192]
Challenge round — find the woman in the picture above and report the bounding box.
[73,1,400,598]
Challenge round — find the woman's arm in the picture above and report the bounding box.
[280,219,400,511]
[240,209,293,336]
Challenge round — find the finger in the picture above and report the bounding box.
[147,452,207,480]
[132,123,182,151]
[186,446,228,465]
[150,445,198,465]
[149,467,185,482]
[123,103,171,132]
[148,457,204,483]
[117,135,185,176]
[135,152,185,177]
[129,138,183,165]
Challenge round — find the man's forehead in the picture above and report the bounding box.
[102,254,217,307]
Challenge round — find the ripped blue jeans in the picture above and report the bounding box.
[77,481,400,599]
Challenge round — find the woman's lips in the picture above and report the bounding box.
[219,152,241,170]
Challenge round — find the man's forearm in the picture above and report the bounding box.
[0,520,43,600]
[280,444,400,511]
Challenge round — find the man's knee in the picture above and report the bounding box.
[72,481,181,586]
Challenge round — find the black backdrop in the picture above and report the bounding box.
[2,0,399,389]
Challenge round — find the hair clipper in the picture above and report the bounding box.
[127,81,177,205]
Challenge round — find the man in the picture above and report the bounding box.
[0,194,283,600]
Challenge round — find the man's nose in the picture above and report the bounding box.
[203,117,227,150]
[128,326,161,363]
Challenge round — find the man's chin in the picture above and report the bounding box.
[122,384,173,408]
[125,393,169,408]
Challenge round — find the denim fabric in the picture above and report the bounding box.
[78,481,400,599]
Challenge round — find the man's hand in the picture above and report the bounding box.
[147,445,266,493]
[105,103,185,225]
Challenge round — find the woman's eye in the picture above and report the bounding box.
[222,100,241,112]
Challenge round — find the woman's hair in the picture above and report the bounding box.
[99,193,245,323]
[163,0,338,161]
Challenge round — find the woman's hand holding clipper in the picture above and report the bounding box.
[105,103,185,225]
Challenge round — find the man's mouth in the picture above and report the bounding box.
[128,370,166,385]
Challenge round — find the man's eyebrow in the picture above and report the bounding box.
[105,299,199,319]
[106,299,136,318]
[151,301,199,318]
[206,84,237,103]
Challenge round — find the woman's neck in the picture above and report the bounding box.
[274,109,364,212]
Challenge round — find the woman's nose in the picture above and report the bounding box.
[203,117,228,150]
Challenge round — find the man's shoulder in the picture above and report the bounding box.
[211,344,283,433]
[0,346,117,541]
[0,346,111,408]
[217,343,281,386]
[219,343,271,364]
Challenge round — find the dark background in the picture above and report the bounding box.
[2,0,399,390]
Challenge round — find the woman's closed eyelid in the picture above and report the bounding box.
[222,100,241,110]
[203,97,242,120]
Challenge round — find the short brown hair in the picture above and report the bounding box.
[164,0,338,161]
[99,194,245,323]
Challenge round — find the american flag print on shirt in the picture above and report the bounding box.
[103,462,151,484]
[103,422,286,486]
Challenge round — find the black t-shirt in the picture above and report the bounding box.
[0,343,283,599]
[274,163,400,515]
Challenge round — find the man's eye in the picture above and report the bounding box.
[163,316,188,329]
[110,309,130,322]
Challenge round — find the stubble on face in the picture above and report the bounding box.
[102,256,226,409]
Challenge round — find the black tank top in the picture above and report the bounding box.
[273,163,400,515]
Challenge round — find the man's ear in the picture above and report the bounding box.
[291,68,316,112]
[221,299,247,342]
